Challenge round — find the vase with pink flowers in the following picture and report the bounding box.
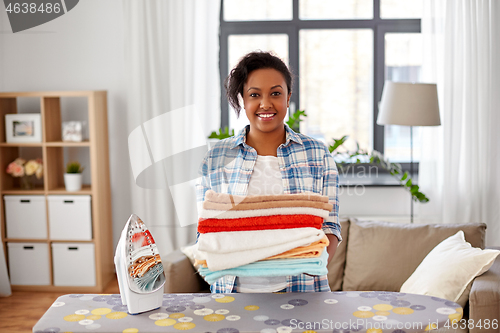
[6,158,43,190]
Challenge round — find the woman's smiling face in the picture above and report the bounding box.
[243,68,291,135]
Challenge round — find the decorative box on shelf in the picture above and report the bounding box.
[4,195,47,239]
[7,242,50,285]
[62,121,85,142]
[48,195,92,240]
[52,243,96,286]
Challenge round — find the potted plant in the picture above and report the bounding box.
[64,161,84,192]
[328,136,429,203]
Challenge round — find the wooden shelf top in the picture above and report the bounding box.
[0,91,106,98]
[0,141,90,147]
[0,142,43,147]
[3,239,49,243]
[45,141,90,147]
[48,185,92,194]
[2,187,45,195]
[2,239,95,243]
[1,185,92,195]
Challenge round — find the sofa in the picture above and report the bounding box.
[161,218,500,333]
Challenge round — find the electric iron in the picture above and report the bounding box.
[114,214,166,314]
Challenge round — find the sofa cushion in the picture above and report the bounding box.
[342,219,486,292]
[180,243,197,265]
[327,219,349,291]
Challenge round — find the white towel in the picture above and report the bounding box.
[198,206,330,220]
[194,228,325,271]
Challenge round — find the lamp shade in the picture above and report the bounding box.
[377,81,441,126]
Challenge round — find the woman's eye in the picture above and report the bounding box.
[250,93,259,97]
[271,92,281,96]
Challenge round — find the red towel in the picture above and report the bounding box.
[197,214,323,233]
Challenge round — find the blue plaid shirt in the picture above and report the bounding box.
[196,123,341,293]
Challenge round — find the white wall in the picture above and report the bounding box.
[0,0,414,251]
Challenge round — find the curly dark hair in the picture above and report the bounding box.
[224,51,293,117]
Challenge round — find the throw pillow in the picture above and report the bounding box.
[400,230,500,306]
[180,243,197,266]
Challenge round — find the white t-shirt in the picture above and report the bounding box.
[246,154,284,196]
[237,155,287,293]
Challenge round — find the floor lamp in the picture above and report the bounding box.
[377,81,441,223]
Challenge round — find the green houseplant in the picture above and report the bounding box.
[208,126,235,140]
[328,136,429,203]
[64,161,84,192]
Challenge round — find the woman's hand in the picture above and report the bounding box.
[326,234,339,264]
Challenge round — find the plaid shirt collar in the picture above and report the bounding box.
[230,123,303,149]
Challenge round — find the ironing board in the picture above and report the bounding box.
[33,291,462,333]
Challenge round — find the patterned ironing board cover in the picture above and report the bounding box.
[33,291,462,333]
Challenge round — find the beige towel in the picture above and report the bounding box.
[203,199,333,211]
[205,189,329,204]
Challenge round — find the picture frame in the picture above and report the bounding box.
[5,113,42,143]
[62,121,83,142]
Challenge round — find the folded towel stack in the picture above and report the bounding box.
[198,248,329,285]
[194,236,329,267]
[194,190,332,282]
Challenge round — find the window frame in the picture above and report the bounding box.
[219,0,421,172]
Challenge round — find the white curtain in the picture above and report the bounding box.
[418,0,500,246]
[123,0,221,254]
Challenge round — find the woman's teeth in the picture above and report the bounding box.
[258,113,276,118]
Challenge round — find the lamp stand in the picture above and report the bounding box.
[410,125,414,224]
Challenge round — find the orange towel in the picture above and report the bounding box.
[197,214,323,234]
[265,235,329,260]
[194,236,329,268]
[203,199,333,212]
[205,189,329,204]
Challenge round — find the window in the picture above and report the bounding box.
[384,32,423,162]
[219,0,422,166]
